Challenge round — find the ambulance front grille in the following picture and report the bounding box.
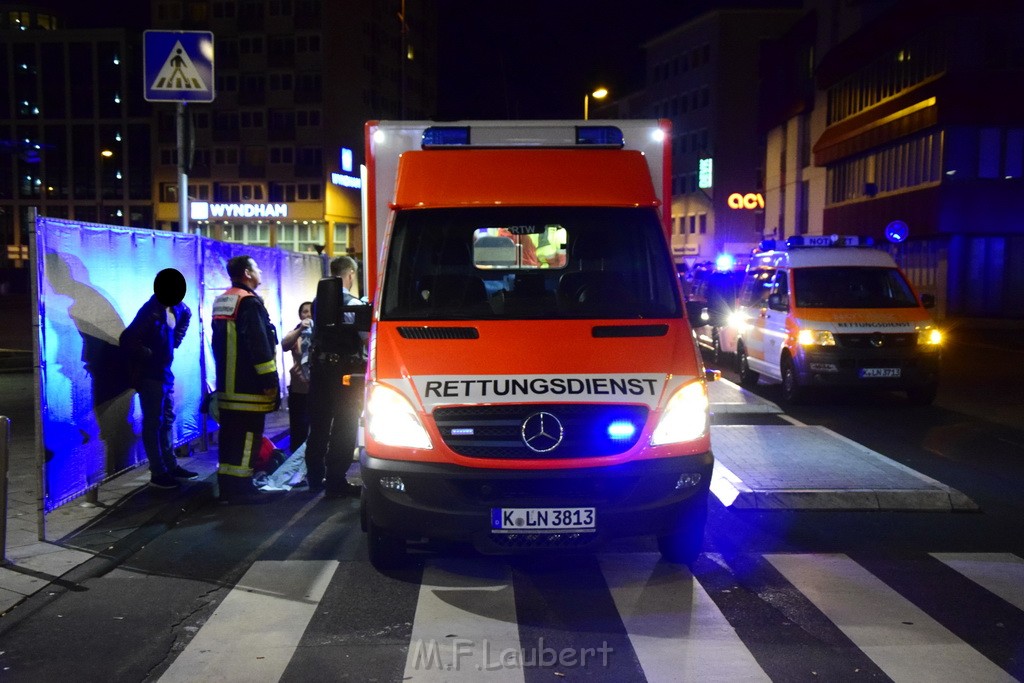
[835,333,916,349]
[433,404,649,459]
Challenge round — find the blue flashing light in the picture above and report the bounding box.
[576,126,625,147]
[715,253,735,271]
[607,420,637,441]
[885,220,909,243]
[422,126,470,147]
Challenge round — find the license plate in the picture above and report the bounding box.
[491,507,596,533]
[860,367,901,378]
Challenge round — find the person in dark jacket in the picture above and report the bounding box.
[120,268,196,490]
[210,255,280,503]
[305,256,366,498]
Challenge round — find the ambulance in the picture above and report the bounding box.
[356,120,716,568]
[731,235,942,404]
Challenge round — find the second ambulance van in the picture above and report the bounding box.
[732,235,942,404]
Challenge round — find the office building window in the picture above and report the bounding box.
[826,131,941,204]
[278,222,324,253]
[333,222,353,254]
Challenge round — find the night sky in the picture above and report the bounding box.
[433,0,707,120]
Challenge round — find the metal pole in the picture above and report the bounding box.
[177,102,190,233]
[0,416,10,565]
[28,206,45,542]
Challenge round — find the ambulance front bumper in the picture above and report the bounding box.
[793,346,940,389]
[359,451,713,554]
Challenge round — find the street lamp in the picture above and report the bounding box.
[584,88,608,120]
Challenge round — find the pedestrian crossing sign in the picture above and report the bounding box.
[144,30,215,103]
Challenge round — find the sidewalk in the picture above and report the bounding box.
[706,379,976,511]
[0,368,290,616]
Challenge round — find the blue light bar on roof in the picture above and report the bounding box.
[576,126,625,147]
[422,126,470,147]
[785,235,875,249]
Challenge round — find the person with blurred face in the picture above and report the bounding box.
[120,268,195,490]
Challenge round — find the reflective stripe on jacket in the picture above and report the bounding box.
[211,286,279,413]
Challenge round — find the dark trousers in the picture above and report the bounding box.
[217,409,266,497]
[137,378,176,477]
[287,388,310,453]
[305,359,362,493]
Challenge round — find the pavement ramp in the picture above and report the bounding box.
[707,379,977,511]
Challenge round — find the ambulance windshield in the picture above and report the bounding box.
[380,207,681,321]
[793,267,919,309]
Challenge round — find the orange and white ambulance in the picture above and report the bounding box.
[357,120,715,568]
[731,235,942,404]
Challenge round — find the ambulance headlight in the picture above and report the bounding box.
[727,310,748,330]
[797,329,836,346]
[651,380,709,446]
[918,327,943,346]
[366,383,432,449]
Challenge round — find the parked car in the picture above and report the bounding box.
[688,266,741,366]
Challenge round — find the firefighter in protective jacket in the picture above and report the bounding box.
[211,255,280,501]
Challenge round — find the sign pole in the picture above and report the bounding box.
[177,102,189,233]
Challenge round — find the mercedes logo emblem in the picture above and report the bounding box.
[870,333,885,348]
[521,411,564,453]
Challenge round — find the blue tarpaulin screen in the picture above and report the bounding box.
[35,218,323,512]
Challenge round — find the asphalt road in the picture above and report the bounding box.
[1,298,1022,681]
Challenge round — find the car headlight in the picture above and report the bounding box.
[727,310,749,330]
[797,329,836,346]
[651,379,709,445]
[917,327,942,346]
[365,383,432,449]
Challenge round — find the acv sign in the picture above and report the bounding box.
[727,192,765,210]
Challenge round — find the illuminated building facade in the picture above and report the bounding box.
[641,9,802,268]
[0,1,436,280]
[762,0,1024,318]
[149,0,437,260]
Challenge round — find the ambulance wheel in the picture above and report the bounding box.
[781,356,806,404]
[658,494,708,565]
[367,519,407,570]
[906,384,937,406]
[737,344,759,388]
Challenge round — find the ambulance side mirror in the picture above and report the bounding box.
[684,300,705,323]
[767,293,788,311]
[920,293,935,309]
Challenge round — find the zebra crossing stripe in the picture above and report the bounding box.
[931,553,1024,611]
[158,560,338,683]
[600,553,770,682]
[403,558,523,681]
[765,553,1016,683]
